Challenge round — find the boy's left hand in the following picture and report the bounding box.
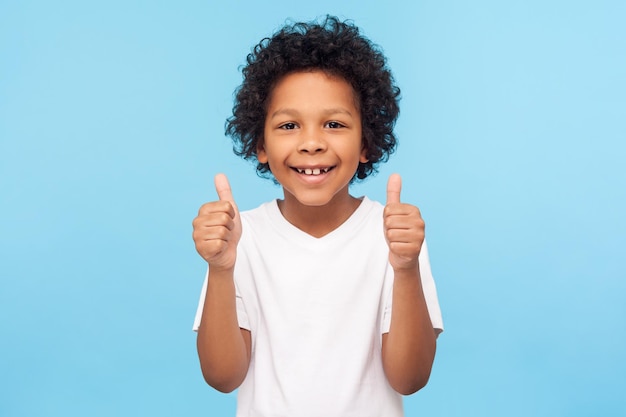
[384,173,425,271]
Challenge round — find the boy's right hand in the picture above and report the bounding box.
[192,174,242,271]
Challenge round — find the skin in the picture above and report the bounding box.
[258,71,368,237]
[192,70,436,395]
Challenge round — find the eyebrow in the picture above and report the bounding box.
[269,108,354,119]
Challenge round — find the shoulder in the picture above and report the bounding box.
[358,196,385,222]
[362,195,384,212]
[238,200,281,237]
[240,200,277,221]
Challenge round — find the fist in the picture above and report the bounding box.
[383,174,425,271]
[192,174,242,271]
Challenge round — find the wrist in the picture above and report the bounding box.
[392,263,420,280]
[208,264,236,279]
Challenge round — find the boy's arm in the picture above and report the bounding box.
[381,174,437,395]
[196,267,251,393]
[381,267,436,395]
[193,174,251,393]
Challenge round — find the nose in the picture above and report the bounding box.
[297,129,327,154]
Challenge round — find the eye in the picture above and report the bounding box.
[325,121,345,129]
[279,122,297,130]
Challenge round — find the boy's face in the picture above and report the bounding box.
[258,70,367,207]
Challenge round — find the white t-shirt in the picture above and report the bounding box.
[194,197,443,417]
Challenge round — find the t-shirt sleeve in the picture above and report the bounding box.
[381,239,444,335]
[192,268,251,332]
[192,271,208,332]
[418,240,444,334]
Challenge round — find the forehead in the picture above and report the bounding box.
[267,70,360,112]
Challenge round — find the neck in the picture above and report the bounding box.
[277,188,362,238]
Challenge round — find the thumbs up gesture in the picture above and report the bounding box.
[384,174,425,271]
[192,174,242,271]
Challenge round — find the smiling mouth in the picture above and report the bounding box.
[293,167,334,176]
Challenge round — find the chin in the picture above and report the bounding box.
[294,196,334,207]
[285,190,336,207]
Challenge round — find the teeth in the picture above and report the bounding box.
[297,167,330,175]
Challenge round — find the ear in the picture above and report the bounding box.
[257,141,268,163]
[359,144,369,163]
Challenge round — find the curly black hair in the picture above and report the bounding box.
[225,15,400,181]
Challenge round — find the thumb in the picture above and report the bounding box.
[214,173,235,203]
[386,173,402,205]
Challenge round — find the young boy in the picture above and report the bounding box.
[192,16,443,417]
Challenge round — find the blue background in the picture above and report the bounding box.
[1,1,625,416]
